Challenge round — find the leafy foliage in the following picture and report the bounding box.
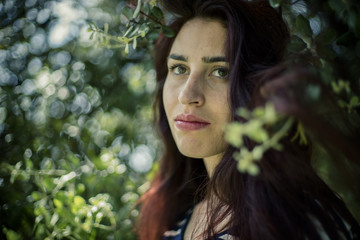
[0,0,159,239]
[0,0,360,239]
[225,104,294,176]
[226,0,360,220]
[88,0,174,52]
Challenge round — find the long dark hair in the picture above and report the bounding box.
[137,0,360,239]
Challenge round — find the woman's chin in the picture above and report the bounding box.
[179,149,205,159]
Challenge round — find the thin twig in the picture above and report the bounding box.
[126,2,163,25]
[139,10,163,25]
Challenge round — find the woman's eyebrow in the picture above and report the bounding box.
[168,54,188,61]
[168,54,227,63]
[202,56,227,63]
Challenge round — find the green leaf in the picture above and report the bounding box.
[133,37,137,50]
[237,108,251,119]
[225,123,244,147]
[2,227,22,240]
[104,23,109,34]
[129,26,139,38]
[74,195,86,207]
[55,191,70,204]
[296,14,313,38]
[247,164,260,176]
[53,198,63,209]
[25,158,33,169]
[122,6,134,20]
[76,183,85,194]
[350,96,359,107]
[272,143,283,151]
[139,24,150,35]
[269,0,281,8]
[124,43,129,54]
[49,213,59,227]
[161,25,176,38]
[31,191,43,201]
[133,0,142,19]
[247,127,269,143]
[245,119,262,132]
[263,103,278,123]
[328,0,346,13]
[10,171,18,184]
[316,28,337,44]
[252,108,264,118]
[87,22,96,31]
[287,35,307,53]
[149,0,157,6]
[332,80,350,94]
[338,99,347,108]
[124,26,134,38]
[0,107,6,124]
[316,44,336,60]
[143,2,151,15]
[151,6,163,19]
[252,146,264,160]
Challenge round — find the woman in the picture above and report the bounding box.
[137,0,360,239]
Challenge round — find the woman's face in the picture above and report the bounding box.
[163,18,231,159]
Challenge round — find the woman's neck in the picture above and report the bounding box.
[203,152,224,177]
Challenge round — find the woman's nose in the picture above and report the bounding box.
[178,73,205,106]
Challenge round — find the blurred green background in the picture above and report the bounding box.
[0,0,160,239]
[0,0,359,239]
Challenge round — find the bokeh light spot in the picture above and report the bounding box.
[26,8,38,21]
[25,0,37,8]
[49,50,71,68]
[0,67,18,86]
[30,30,48,54]
[49,100,66,119]
[36,8,51,24]
[48,22,77,48]
[21,79,36,95]
[27,57,42,75]
[129,145,154,173]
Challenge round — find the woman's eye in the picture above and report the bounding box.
[169,65,188,75]
[212,68,229,79]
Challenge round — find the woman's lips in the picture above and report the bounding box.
[174,114,210,131]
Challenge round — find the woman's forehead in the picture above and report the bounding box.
[169,18,227,59]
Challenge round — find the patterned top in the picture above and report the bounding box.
[162,208,233,240]
[162,208,359,240]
